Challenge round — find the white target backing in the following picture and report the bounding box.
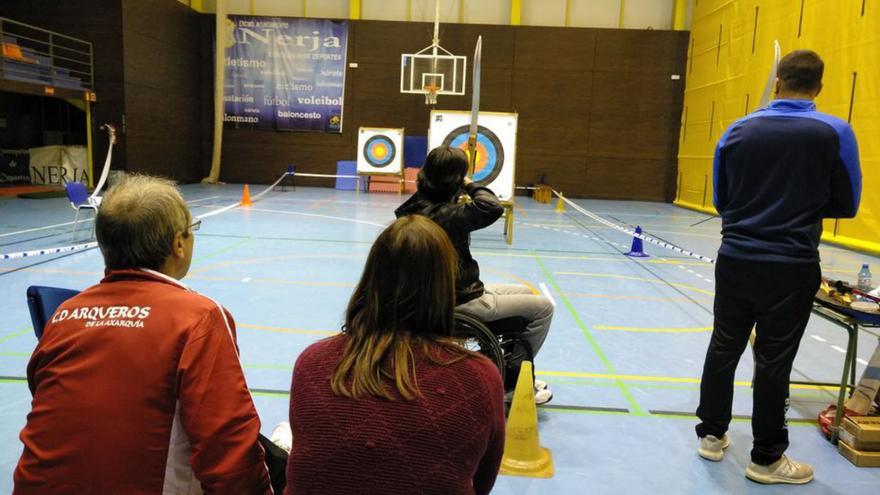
[428,110,517,201]
[357,127,404,176]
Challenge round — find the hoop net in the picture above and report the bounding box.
[424,83,440,105]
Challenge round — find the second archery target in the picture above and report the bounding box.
[428,110,517,201]
[357,127,404,175]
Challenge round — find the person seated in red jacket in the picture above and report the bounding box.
[14,175,273,494]
[285,215,505,495]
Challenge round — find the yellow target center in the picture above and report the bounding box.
[373,145,387,159]
[460,143,490,173]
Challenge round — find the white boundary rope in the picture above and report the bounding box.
[2,172,291,260]
[552,189,717,264]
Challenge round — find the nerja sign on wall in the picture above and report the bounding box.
[223,16,348,133]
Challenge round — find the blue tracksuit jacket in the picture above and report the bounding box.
[713,99,861,262]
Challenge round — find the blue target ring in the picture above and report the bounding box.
[363,135,396,168]
[441,125,504,185]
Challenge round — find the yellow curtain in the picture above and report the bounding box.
[676,0,880,254]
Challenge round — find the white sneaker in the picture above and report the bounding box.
[698,434,730,461]
[535,388,553,406]
[270,421,292,454]
[746,455,813,485]
[534,379,548,390]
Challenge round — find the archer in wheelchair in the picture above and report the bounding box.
[396,145,554,405]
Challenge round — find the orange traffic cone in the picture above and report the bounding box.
[554,192,565,213]
[240,184,253,207]
[500,361,554,478]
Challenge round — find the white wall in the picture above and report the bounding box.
[463,0,509,25]
[362,0,409,21]
[568,0,621,29]
[522,0,566,27]
[192,0,687,30]
[623,0,674,30]
[307,0,349,19]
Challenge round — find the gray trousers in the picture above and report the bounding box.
[456,284,553,363]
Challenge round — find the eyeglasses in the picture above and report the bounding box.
[190,219,202,232]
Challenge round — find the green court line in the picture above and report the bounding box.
[251,389,290,398]
[191,236,254,265]
[0,378,828,426]
[0,352,31,357]
[0,327,32,345]
[532,252,647,417]
[244,363,294,370]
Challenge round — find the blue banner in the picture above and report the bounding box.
[224,16,348,133]
[0,150,31,184]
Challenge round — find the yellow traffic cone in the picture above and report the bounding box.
[500,362,554,478]
[554,192,565,213]
[240,184,253,207]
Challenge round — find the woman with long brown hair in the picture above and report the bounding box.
[284,215,505,495]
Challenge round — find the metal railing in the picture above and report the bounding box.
[0,16,94,91]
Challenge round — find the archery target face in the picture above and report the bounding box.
[429,111,517,201]
[357,127,404,175]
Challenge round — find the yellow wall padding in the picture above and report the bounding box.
[676,0,880,255]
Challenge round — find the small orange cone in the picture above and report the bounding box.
[500,361,554,478]
[240,184,253,207]
[554,192,565,213]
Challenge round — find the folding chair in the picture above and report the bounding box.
[26,285,80,339]
[64,181,100,241]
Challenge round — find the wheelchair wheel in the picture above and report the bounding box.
[453,312,506,382]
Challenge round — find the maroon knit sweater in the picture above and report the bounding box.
[285,334,505,495]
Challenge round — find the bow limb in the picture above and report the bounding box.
[467,36,482,177]
[759,40,781,108]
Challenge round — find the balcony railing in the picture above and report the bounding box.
[0,16,94,92]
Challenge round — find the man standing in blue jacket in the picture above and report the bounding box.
[695,50,861,484]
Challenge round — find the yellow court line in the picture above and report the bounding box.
[473,250,710,266]
[482,267,540,294]
[563,292,709,303]
[189,253,366,275]
[555,271,716,296]
[0,267,100,276]
[188,274,355,288]
[594,325,712,333]
[537,370,838,391]
[238,322,339,336]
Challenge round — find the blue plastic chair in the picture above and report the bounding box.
[26,286,81,339]
[65,181,100,241]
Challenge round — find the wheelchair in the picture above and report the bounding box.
[453,312,535,397]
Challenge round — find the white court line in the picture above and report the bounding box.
[0,220,87,238]
[857,358,869,366]
[538,282,556,307]
[249,208,387,228]
[241,277,252,283]
[0,196,222,238]
[811,335,828,343]
[831,345,846,353]
[185,195,221,204]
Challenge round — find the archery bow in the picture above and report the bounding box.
[758,40,781,107]
[89,124,116,203]
[467,36,482,177]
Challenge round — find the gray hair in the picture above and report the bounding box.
[95,174,191,271]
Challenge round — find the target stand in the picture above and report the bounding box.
[357,127,405,194]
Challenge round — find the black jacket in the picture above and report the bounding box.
[395,183,504,304]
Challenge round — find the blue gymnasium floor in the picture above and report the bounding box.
[1,184,880,494]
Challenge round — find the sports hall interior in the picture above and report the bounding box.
[1,1,879,494]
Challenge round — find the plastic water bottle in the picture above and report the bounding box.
[858,264,872,292]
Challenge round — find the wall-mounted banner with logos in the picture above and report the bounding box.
[224,16,348,133]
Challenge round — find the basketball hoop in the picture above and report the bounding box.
[424,83,440,105]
